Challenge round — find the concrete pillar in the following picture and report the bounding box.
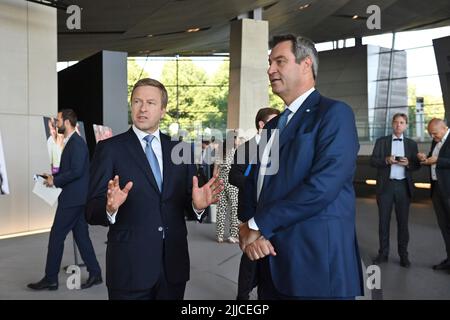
[0,0,57,235]
[227,19,269,137]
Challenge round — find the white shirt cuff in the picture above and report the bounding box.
[192,202,205,219]
[248,218,259,231]
[106,210,118,224]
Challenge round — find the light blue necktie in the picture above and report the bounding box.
[277,108,292,132]
[143,135,162,192]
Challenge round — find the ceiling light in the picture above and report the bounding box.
[414,183,431,189]
[186,28,200,33]
[147,34,153,38]
[352,15,359,20]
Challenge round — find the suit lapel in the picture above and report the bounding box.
[124,128,160,194]
[279,90,321,149]
[256,90,321,203]
[387,136,392,156]
[160,133,173,199]
[403,138,410,157]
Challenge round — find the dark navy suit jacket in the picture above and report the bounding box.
[242,90,364,298]
[53,133,89,208]
[86,128,198,291]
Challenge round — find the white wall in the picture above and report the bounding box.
[0,0,57,235]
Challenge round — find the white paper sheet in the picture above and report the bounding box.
[32,175,61,207]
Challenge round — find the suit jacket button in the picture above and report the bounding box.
[158,226,163,232]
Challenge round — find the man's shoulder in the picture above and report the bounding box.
[404,136,418,145]
[373,135,390,144]
[318,95,352,113]
[98,130,131,147]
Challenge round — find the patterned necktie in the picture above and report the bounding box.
[277,109,292,132]
[143,135,162,192]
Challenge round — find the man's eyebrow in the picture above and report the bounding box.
[270,55,288,61]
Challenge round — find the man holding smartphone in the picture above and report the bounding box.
[370,113,420,267]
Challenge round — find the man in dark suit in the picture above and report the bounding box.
[229,107,279,300]
[418,118,450,271]
[86,78,223,300]
[28,109,102,291]
[370,113,420,267]
[239,34,363,299]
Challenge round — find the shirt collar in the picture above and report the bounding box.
[132,124,161,143]
[392,134,404,140]
[285,87,315,114]
[442,128,449,143]
[255,133,261,145]
[64,130,77,144]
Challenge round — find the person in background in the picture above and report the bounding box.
[214,130,241,243]
[28,109,102,291]
[370,113,420,268]
[418,118,450,271]
[229,107,280,300]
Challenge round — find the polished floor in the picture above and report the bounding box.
[0,197,448,300]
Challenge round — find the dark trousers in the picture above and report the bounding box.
[108,263,186,300]
[45,205,101,282]
[376,179,410,258]
[432,183,450,259]
[237,253,258,300]
[257,257,354,300]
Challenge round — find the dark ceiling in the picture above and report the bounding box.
[54,0,450,61]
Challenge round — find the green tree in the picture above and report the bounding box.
[159,59,229,137]
[407,83,445,137]
[269,86,284,110]
[204,61,229,132]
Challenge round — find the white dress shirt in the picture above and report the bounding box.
[107,125,203,224]
[390,134,406,180]
[431,128,449,181]
[249,87,316,231]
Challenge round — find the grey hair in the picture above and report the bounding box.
[270,34,319,80]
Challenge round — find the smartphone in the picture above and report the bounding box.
[36,174,48,179]
[395,156,405,161]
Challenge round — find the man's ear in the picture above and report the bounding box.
[258,120,265,130]
[302,56,313,74]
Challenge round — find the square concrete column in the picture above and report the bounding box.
[228,19,269,136]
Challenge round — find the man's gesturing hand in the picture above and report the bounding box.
[106,175,133,215]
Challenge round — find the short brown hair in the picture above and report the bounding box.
[59,109,77,127]
[131,78,168,108]
[392,113,408,124]
[255,107,281,130]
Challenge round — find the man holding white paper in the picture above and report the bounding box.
[28,109,102,291]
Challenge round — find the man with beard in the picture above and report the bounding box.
[28,109,102,291]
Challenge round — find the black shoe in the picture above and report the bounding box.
[432,259,450,270]
[400,257,411,268]
[81,274,103,289]
[372,255,388,265]
[27,277,58,291]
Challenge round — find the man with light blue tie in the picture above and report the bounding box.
[86,78,223,300]
[370,113,420,267]
[239,34,364,299]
